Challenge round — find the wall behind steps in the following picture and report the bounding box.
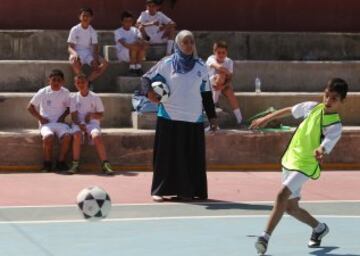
[1,0,360,31]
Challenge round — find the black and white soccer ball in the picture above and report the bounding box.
[151,81,170,102]
[76,186,111,220]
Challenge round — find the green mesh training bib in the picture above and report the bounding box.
[281,103,341,179]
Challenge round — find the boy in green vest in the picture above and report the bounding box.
[250,78,348,255]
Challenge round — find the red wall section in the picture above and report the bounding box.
[1,0,360,32]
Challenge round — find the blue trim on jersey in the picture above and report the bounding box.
[157,104,171,120]
[196,113,204,123]
[164,57,172,64]
[151,73,167,84]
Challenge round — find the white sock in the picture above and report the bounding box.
[261,232,270,241]
[314,223,325,233]
[166,40,175,55]
[129,64,136,70]
[233,108,243,124]
[135,64,142,69]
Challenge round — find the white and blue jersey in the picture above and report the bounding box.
[144,57,211,123]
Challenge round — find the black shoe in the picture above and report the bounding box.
[56,161,69,172]
[40,161,52,173]
[135,69,144,76]
[308,223,329,248]
[255,236,268,255]
[127,69,138,77]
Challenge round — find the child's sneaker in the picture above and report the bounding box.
[66,161,80,175]
[56,161,69,172]
[40,161,52,173]
[255,236,268,255]
[308,223,329,248]
[102,161,114,176]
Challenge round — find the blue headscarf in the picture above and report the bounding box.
[172,30,198,74]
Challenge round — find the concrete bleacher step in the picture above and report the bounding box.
[116,76,141,93]
[132,108,235,130]
[1,60,360,93]
[1,127,360,171]
[1,92,359,129]
[104,44,166,62]
[2,30,360,61]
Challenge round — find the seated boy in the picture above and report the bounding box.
[136,0,176,55]
[67,74,114,175]
[206,41,243,125]
[250,78,348,255]
[115,11,148,76]
[27,69,71,172]
[67,7,108,84]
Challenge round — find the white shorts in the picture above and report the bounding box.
[69,49,94,65]
[71,123,101,137]
[40,123,70,139]
[148,31,167,44]
[116,48,130,63]
[282,168,309,199]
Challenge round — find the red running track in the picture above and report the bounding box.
[0,171,359,206]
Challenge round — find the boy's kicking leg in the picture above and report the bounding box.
[287,198,329,248]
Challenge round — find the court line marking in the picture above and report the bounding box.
[0,215,360,225]
[1,200,360,209]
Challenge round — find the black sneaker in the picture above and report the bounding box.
[66,161,80,175]
[135,69,144,76]
[102,161,114,176]
[255,236,268,255]
[56,161,69,172]
[127,69,138,77]
[40,161,52,173]
[308,223,329,248]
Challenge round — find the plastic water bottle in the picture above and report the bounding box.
[255,77,261,93]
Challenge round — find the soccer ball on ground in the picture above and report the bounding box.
[76,186,111,220]
[151,81,170,102]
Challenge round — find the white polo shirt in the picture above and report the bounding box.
[144,57,211,123]
[70,91,104,125]
[67,24,98,51]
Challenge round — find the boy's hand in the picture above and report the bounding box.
[147,91,161,104]
[218,67,230,75]
[57,116,66,123]
[158,24,166,31]
[152,21,160,26]
[39,116,49,125]
[79,123,87,132]
[314,146,325,163]
[85,113,92,123]
[249,116,269,129]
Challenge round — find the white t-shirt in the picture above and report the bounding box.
[291,101,342,154]
[137,10,173,37]
[206,55,234,78]
[144,57,211,123]
[30,86,70,123]
[114,27,142,52]
[67,24,98,51]
[70,91,104,125]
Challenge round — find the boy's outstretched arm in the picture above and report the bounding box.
[250,107,293,129]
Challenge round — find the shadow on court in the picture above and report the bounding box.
[310,246,360,256]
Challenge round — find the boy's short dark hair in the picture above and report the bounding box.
[326,78,348,100]
[49,69,64,79]
[80,7,94,16]
[213,41,228,50]
[146,0,161,5]
[74,73,88,81]
[121,10,134,21]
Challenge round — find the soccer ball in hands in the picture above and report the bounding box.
[151,81,170,103]
[76,186,112,220]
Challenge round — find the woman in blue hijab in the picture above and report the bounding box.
[142,30,218,202]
